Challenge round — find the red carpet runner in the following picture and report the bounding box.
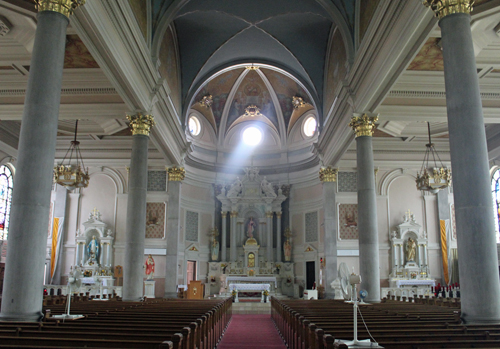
[217,314,286,348]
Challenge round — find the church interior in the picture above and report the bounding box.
[1,0,500,347]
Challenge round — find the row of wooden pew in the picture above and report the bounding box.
[0,297,232,348]
[271,297,500,349]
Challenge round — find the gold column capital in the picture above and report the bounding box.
[349,113,378,138]
[423,0,474,19]
[127,113,155,136]
[35,0,85,18]
[167,167,185,181]
[319,166,338,182]
[276,212,282,218]
[266,211,273,218]
[221,211,227,218]
[230,211,238,218]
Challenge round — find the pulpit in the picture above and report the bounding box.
[187,280,204,299]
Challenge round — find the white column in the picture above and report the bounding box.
[230,211,238,261]
[276,212,282,262]
[266,211,273,262]
[399,244,404,265]
[106,243,111,267]
[99,242,104,266]
[221,212,227,261]
[75,243,81,267]
[81,244,86,266]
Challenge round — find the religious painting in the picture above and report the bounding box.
[407,37,444,71]
[64,35,100,69]
[339,204,358,240]
[145,202,166,239]
[159,26,181,114]
[324,28,348,115]
[359,0,381,43]
[128,0,148,40]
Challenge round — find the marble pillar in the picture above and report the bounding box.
[221,212,227,261]
[164,167,185,298]
[266,212,273,262]
[349,114,380,303]
[230,211,238,261]
[0,2,84,322]
[276,212,282,262]
[424,0,500,323]
[320,167,338,299]
[122,114,155,301]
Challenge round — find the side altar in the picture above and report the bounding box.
[382,210,434,299]
[207,167,294,297]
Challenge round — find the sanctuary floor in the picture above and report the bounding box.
[217,314,286,349]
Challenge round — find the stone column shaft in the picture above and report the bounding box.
[276,213,282,262]
[122,133,149,301]
[320,166,338,299]
[438,9,500,323]
[266,212,273,262]
[221,212,227,261]
[0,9,71,321]
[350,114,380,303]
[230,212,237,262]
[164,167,184,298]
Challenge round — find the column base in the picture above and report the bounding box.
[0,311,44,322]
[164,292,178,299]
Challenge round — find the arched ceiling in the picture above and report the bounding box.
[151,0,355,119]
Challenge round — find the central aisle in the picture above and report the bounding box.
[217,314,286,349]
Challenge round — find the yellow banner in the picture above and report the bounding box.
[440,219,449,285]
[50,218,59,278]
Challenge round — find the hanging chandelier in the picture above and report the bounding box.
[53,120,89,190]
[415,122,451,194]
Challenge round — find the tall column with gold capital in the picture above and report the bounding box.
[424,0,500,323]
[230,211,238,261]
[320,166,338,299]
[276,212,282,262]
[164,167,185,298]
[349,114,380,303]
[0,0,85,321]
[122,114,155,301]
[266,211,274,262]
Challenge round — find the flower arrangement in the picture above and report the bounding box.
[231,289,237,297]
[286,276,292,284]
[210,275,216,282]
[263,290,269,297]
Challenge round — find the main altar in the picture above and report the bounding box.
[382,210,434,299]
[207,168,295,297]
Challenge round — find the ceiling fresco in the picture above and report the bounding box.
[407,37,444,71]
[64,35,99,69]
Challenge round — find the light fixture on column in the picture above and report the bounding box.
[54,120,89,190]
[415,122,451,194]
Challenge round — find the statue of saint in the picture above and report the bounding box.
[87,236,100,264]
[284,240,292,262]
[261,176,277,198]
[145,254,155,280]
[211,239,219,261]
[247,217,255,238]
[227,177,242,197]
[405,237,417,262]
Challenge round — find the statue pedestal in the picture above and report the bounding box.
[144,280,155,299]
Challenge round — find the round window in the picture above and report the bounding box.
[242,126,262,146]
[188,116,201,136]
[303,116,317,137]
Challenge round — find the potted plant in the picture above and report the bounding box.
[231,289,237,302]
[263,289,269,303]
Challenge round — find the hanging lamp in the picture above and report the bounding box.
[53,120,90,190]
[415,122,451,193]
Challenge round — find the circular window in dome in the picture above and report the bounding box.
[188,115,201,136]
[242,126,262,146]
[303,116,317,137]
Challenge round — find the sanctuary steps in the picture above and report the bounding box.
[0,297,232,349]
[272,298,500,349]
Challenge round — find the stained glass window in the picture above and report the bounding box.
[491,169,500,243]
[0,165,13,240]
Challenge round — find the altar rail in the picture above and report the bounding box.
[44,284,123,298]
[0,298,232,349]
[271,298,500,348]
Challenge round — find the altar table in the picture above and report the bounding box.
[229,283,270,292]
[225,276,277,287]
[396,279,435,287]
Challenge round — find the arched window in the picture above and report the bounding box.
[0,165,13,240]
[491,169,500,243]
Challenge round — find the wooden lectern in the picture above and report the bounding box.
[187,280,204,299]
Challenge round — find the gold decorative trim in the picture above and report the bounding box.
[423,0,474,19]
[349,114,378,138]
[35,0,85,18]
[244,105,262,118]
[266,211,273,218]
[230,211,238,218]
[276,212,282,218]
[127,113,155,136]
[167,167,185,181]
[199,95,213,108]
[292,96,306,109]
[245,65,260,70]
[221,211,227,218]
[319,166,338,182]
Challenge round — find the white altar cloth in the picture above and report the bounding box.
[225,276,277,287]
[396,279,435,287]
[81,277,96,284]
[229,283,270,292]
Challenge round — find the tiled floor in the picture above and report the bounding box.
[232,301,271,314]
